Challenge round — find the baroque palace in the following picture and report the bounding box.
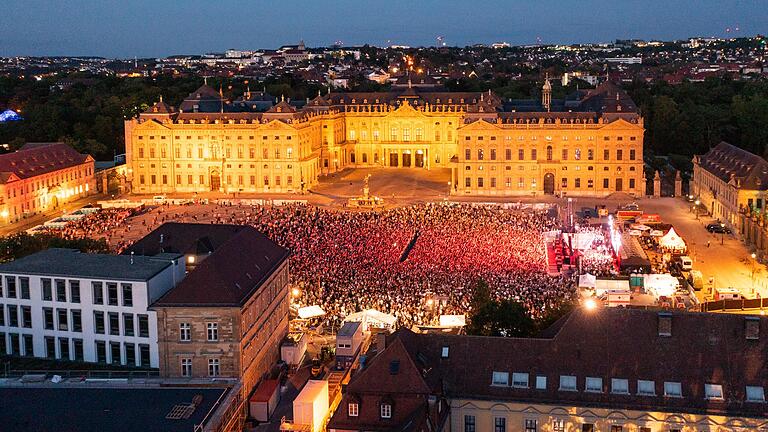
[125,79,644,197]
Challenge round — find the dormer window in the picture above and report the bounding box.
[637,380,656,396]
[611,378,629,394]
[705,384,724,400]
[491,371,509,386]
[585,377,603,393]
[664,382,682,397]
[512,373,529,388]
[559,375,577,391]
[348,402,359,417]
[746,386,765,402]
[380,403,392,419]
[441,346,449,358]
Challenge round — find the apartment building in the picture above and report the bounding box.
[0,248,184,367]
[329,308,768,432]
[127,223,290,398]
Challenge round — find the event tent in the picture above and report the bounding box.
[438,315,466,328]
[659,227,686,251]
[344,309,397,330]
[578,273,597,289]
[644,273,680,298]
[297,305,325,319]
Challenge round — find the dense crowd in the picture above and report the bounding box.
[49,202,579,328]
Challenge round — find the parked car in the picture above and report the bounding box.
[708,225,732,234]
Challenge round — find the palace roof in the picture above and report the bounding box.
[697,141,768,190]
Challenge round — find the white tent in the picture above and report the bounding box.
[438,315,466,328]
[629,230,642,236]
[344,309,397,330]
[297,305,325,319]
[650,230,664,237]
[630,224,651,231]
[644,273,680,298]
[659,227,686,251]
[578,273,597,289]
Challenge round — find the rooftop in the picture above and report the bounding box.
[142,223,289,307]
[0,248,180,281]
[0,386,228,432]
[332,308,768,431]
[0,142,92,184]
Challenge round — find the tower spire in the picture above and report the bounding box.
[542,72,552,112]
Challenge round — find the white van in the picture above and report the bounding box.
[678,255,693,271]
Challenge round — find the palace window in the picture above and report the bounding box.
[629,149,636,160]
[546,146,553,161]
[477,149,484,160]
[465,149,471,160]
[531,149,537,160]
[348,403,359,417]
[587,149,594,160]
[206,322,218,341]
[617,149,623,160]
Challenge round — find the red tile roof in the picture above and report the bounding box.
[0,143,91,184]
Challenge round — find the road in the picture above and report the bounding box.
[0,194,107,236]
[641,197,766,300]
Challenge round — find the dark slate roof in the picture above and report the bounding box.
[0,248,179,281]
[0,387,228,432]
[697,141,768,191]
[178,84,223,112]
[123,222,248,257]
[146,223,289,307]
[0,143,91,183]
[340,308,768,419]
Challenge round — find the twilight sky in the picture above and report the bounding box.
[1,0,765,58]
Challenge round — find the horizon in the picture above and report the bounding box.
[0,0,766,58]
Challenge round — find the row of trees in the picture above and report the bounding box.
[2,74,767,166]
[0,232,109,263]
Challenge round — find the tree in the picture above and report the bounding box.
[467,299,535,337]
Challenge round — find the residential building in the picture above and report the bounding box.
[329,308,768,431]
[0,248,184,367]
[133,223,290,398]
[0,142,95,223]
[125,81,643,197]
[692,141,768,229]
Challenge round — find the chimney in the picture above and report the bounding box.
[130,251,135,265]
[746,317,760,340]
[159,234,164,244]
[658,312,672,337]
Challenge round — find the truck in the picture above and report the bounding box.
[292,380,329,432]
[687,270,704,291]
[677,255,693,271]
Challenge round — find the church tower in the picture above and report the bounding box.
[542,73,552,112]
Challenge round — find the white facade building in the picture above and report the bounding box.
[0,248,184,368]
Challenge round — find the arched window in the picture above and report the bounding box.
[546,146,553,161]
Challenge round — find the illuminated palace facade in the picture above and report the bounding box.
[125,81,644,197]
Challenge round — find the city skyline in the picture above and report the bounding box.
[0,0,765,57]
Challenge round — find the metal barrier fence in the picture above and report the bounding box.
[700,298,768,312]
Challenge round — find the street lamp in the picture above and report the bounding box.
[720,223,725,245]
[694,200,701,220]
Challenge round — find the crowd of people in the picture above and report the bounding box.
[46,202,579,329]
